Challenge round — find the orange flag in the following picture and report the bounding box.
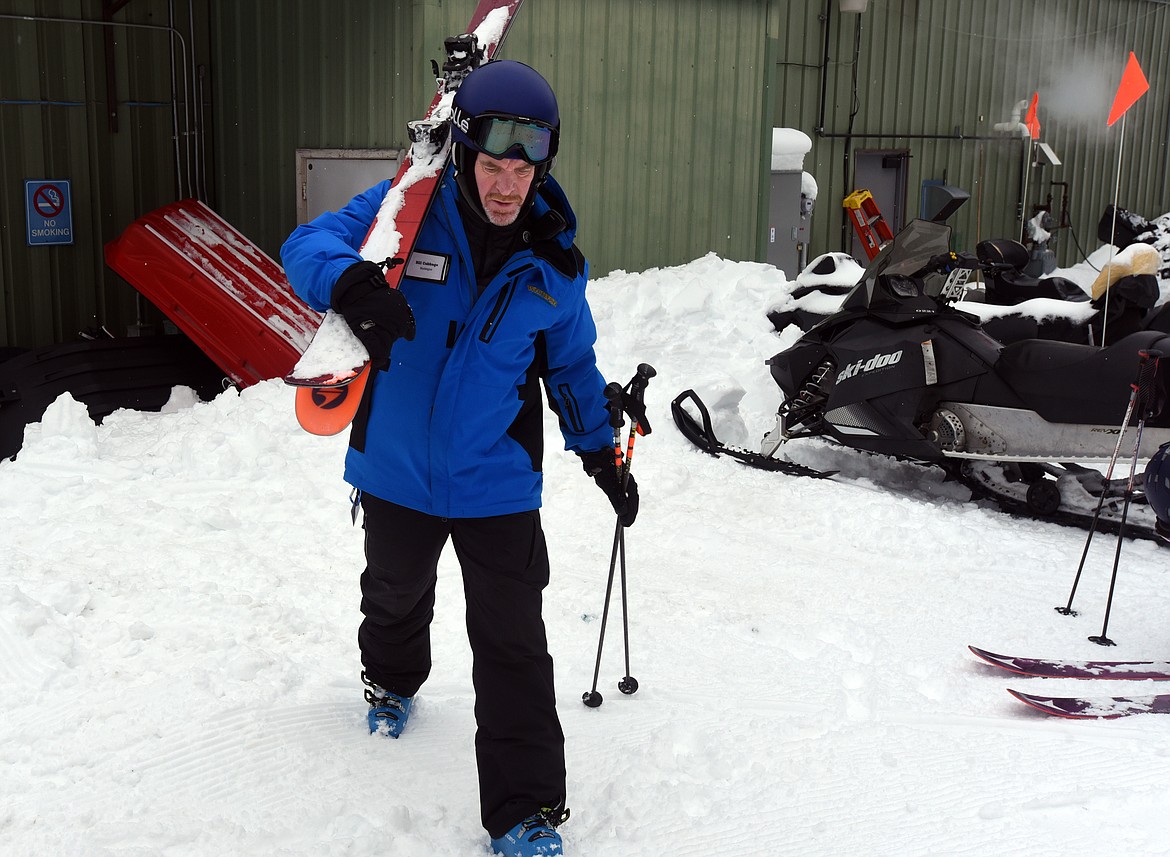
[1024,92,1040,139]
[1107,52,1150,127]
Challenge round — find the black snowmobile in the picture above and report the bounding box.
[673,219,1170,539]
[768,229,1167,349]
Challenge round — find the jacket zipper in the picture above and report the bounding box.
[479,263,534,343]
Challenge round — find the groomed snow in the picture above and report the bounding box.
[4,252,1170,856]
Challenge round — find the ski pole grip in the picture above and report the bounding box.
[1136,349,1163,418]
[624,363,656,436]
[630,363,656,396]
[604,382,625,429]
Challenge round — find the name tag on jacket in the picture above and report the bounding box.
[404,251,450,283]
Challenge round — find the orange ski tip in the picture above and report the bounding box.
[294,365,372,436]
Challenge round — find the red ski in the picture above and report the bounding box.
[1006,688,1170,719]
[286,0,525,436]
[969,645,1170,681]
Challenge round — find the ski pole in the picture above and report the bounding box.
[615,364,655,697]
[583,364,655,708]
[1057,348,1158,616]
[1089,349,1162,646]
[583,383,627,709]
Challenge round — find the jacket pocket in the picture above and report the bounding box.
[478,264,534,343]
[555,382,585,433]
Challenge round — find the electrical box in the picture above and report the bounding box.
[295,149,404,223]
[767,129,816,278]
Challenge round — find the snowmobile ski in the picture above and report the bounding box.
[956,459,1163,543]
[286,0,526,436]
[670,389,837,478]
[969,645,1170,680]
[1006,687,1170,718]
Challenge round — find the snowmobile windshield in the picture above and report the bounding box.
[868,219,952,278]
[842,220,953,311]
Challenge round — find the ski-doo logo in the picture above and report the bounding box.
[837,349,903,383]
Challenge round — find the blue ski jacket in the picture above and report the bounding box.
[281,168,613,518]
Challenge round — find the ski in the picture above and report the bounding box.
[670,389,837,478]
[969,645,1170,680]
[1006,687,1170,719]
[286,0,525,435]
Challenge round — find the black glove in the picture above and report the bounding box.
[580,449,639,527]
[331,261,416,369]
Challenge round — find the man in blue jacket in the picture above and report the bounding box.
[281,60,636,857]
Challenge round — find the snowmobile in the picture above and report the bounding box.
[672,218,1170,539]
[972,236,1168,348]
[768,233,1167,350]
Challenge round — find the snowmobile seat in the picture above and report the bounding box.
[976,238,1086,306]
[994,330,1170,427]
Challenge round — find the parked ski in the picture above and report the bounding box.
[286,0,525,436]
[969,645,1170,681]
[1006,687,1170,719]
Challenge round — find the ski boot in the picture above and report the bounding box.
[490,802,570,857]
[361,671,412,737]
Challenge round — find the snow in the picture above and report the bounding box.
[6,251,1170,857]
[801,170,818,201]
[362,142,449,264]
[771,128,812,172]
[793,252,865,290]
[1027,211,1052,245]
[288,310,367,383]
[956,295,1099,327]
[362,9,514,267]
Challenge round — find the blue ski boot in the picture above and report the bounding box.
[490,803,570,857]
[361,671,412,737]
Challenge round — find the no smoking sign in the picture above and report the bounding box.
[25,180,74,246]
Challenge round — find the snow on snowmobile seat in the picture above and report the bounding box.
[104,199,320,387]
[994,330,1170,427]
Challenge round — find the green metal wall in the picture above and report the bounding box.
[208,0,424,266]
[10,0,1170,352]
[502,0,774,276]
[775,0,1170,263]
[209,0,774,280]
[0,0,210,349]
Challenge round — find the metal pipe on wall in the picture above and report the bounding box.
[813,0,1032,249]
[167,1,187,198]
[187,0,205,203]
[0,11,197,201]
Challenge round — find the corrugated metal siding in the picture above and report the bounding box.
[210,0,772,277]
[12,0,1170,351]
[776,0,1170,264]
[503,0,772,275]
[0,0,208,349]
[209,0,423,263]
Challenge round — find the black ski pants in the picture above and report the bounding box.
[357,492,566,838]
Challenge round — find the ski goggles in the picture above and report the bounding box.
[464,112,558,164]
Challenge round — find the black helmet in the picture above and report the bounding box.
[1144,441,1170,539]
[450,60,560,222]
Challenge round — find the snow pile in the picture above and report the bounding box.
[5,253,1170,856]
[770,128,812,172]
